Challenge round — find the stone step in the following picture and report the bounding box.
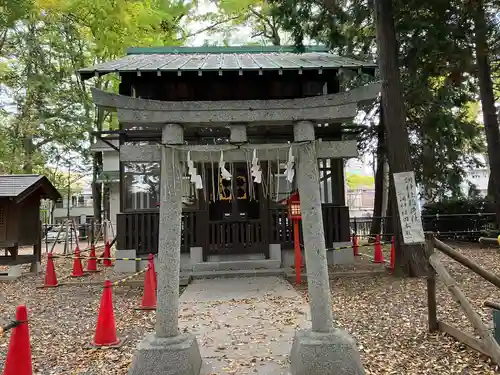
[206,253,266,262]
[190,268,287,280]
[192,259,281,272]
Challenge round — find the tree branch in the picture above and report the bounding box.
[0,28,8,55]
[179,14,243,40]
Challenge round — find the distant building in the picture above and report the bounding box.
[461,167,489,197]
[346,188,375,217]
[52,184,94,224]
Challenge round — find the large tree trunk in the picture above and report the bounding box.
[370,107,386,235]
[22,137,34,173]
[373,0,428,277]
[473,0,500,227]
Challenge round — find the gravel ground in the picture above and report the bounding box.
[1,242,500,374]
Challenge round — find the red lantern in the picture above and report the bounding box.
[288,191,301,221]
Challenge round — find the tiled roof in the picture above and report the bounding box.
[0,174,61,200]
[78,46,376,78]
[0,175,43,197]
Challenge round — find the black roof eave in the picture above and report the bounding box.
[79,65,377,81]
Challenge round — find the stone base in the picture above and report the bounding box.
[328,246,355,265]
[128,333,202,375]
[30,261,41,275]
[115,249,138,273]
[289,329,365,375]
[8,265,22,278]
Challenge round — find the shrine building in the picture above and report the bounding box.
[80,45,379,274]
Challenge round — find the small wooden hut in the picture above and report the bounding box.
[0,175,61,266]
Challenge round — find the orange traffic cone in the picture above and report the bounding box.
[71,247,85,277]
[148,253,157,290]
[137,264,157,310]
[86,245,99,272]
[91,280,122,347]
[372,234,385,263]
[3,305,32,375]
[103,241,112,267]
[389,236,396,272]
[43,253,59,287]
[352,234,359,257]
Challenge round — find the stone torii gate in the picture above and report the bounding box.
[91,82,379,375]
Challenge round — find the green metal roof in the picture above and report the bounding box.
[78,45,376,79]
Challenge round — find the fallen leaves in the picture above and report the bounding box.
[295,241,500,375]
[2,241,500,374]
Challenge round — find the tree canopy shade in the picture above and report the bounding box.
[0,0,192,220]
[268,0,484,200]
[267,0,490,275]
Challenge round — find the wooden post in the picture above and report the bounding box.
[435,238,500,288]
[429,253,500,364]
[425,232,438,332]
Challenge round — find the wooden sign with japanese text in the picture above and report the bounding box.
[393,171,425,244]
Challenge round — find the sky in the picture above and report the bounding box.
[187,1,254,46]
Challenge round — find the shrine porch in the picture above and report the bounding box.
[114,204,352,274]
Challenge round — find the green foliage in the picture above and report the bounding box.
[38,0,189,57]
[346,173,374,189]
[0,0,190,179]
[35,165,85,194]
[422,196,497,239]
[422,197,495,215]
[269,0,486,201]
[0,0,34,37]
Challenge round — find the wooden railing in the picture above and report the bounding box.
[117,204,350,255]
[427,235,500,364]
[116,210,198,255]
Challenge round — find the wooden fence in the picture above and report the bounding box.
[117,204,351,256]
[426,234,500,364]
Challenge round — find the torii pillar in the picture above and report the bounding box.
[128,123,202,375]
[289,120,365,375]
